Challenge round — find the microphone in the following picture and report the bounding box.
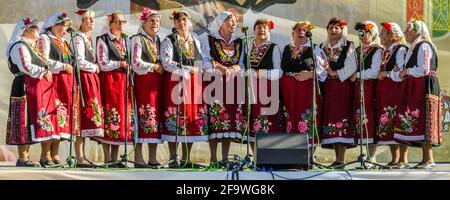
[241,26,249,34]
[67,27,75,33]
[306,30,312,38]
[357,31,365,39]
[172,27,178,35]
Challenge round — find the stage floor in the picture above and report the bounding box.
[1,162,450,180]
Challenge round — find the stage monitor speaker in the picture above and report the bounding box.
[255,132,309,170]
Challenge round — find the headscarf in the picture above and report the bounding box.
[208,11,233,33]
[5,17,38,58]
[40,12,71,34]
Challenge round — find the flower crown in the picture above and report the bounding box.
[75,9,87,16]
[269,20,274,30]
[381,22,392,31]
[340,21,347,27]
[170,10,180,20]
[364,23,374,32]
[22,17,38,29]
[304,21,315,31]
[57,12,68,21]
[140,7,158,21]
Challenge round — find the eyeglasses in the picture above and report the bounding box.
[113,20,127,24]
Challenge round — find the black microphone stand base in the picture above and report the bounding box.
[331,153,389,170]
[160,154,180,169]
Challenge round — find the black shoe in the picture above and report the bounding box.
[385,161,397,169]
[413,161,436,169]
[39,159,55,168]
[134,162,149,168]
[76,161,97,168]
[52,160,61,165]
[147,162,161,169]
[16,159,39,167]
[180,160,205,169]
[168,160,180,168]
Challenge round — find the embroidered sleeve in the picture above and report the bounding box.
[11,43,47,79]
[315,45,329,82]
[72,35,96,73]
[407,43,433,77]
[131,36,154,75]
[38,34,65,74]
[160,36,190,77]
[337,42,357,81]
[97,37,120,72]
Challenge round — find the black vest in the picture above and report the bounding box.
[281,44,314,73]
[167,34,201,66]
[405,41,438,71]
[208,35,243,67]
[42,33,73,65]
[383,44,408,71]
[97,33,127,62]
[356,45,383,71]
[75,33,96,63]
[8,41,47,97]
[244,43,276,70]
[320,41,353,71]
[131,33,160,64]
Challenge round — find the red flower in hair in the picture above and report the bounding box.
[75,9,87,16]
[381,22,392,31]
[269,20,275,30]
[61,12,67,18]
[24,18,31,26]
[172,10,179,18]
[140,7,152,21]
[340,21,347,27]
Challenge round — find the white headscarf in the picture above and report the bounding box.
[405,19,436,62]
[209,11,233,33]
[381,22,406,45]
[41,12,71,34]
[362,20,380,45]
[5,18,38,58]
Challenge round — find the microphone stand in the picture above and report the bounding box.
[239,27,253,171]
[160,30,182,169]
[55,29,84,169]
[333,32,386,170]
[119,34,140,168]
[306,31,328,170]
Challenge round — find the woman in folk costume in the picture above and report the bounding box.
[243,19,282,150]
[319,18,358,168]
[39,12,76,166]
[376,22,408,168]
[161,10,208,168]
[280,21,328,159]
[5,18,57,167]
[96,11,133,168]
[71,9,103,168]
[396,19,442,169]
[201,11,245,166]
[349,21,383,166]
[131,8,163,168]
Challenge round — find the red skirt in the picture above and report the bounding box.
[320,78,355,147]
[53,72,79,139]
[134,72,163,144]
[394,76,442,146]
[248,78,282,142]
[353,79,377,144]
[376,78,405,145]
[161,72,208,143]
[280,75,321,145]
[97,71,134,145]
[207,74,246,142]
[79,71,104,138]
[25,76,59,142]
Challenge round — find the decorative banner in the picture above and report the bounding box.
[432,0,450,39]
[407,0,424,20]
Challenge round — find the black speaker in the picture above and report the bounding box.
[255,132,309,170]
